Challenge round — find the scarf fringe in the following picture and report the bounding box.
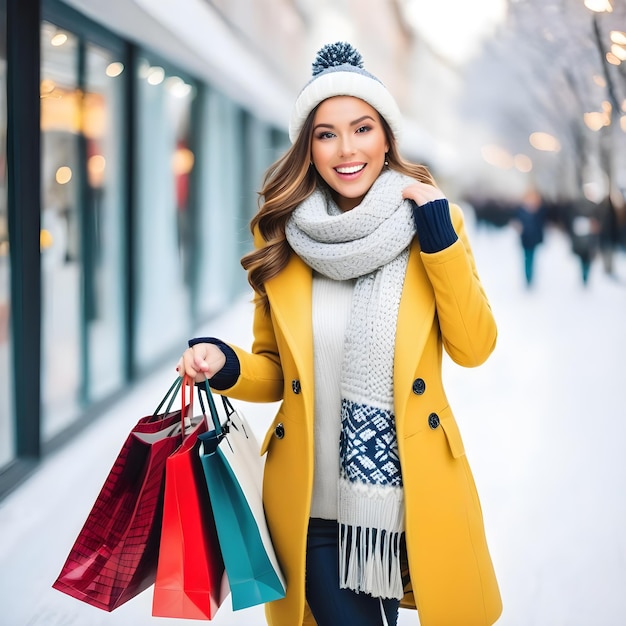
[339,524,404,600]
[338,479,404,600]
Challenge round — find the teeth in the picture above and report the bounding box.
[336,164,365,174]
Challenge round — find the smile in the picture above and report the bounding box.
[335,164,365,175]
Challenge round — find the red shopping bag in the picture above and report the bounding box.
[152,377,228,619]
[52,378,193,611]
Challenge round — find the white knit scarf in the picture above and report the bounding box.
[285,169,416,599]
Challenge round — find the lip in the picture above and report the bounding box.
[334,163,366,179]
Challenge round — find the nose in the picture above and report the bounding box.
[338,133,355,157]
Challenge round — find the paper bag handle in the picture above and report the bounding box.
[194,377,223,438]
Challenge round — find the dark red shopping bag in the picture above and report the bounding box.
[52,378,191,611]
[152,377,227,619]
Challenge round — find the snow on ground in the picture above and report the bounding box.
[0,213,624,626]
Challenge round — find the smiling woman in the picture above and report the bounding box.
[178,42,502,626]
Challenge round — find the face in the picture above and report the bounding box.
[310,96,389,212]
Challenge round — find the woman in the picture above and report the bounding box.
[178,42,502,626]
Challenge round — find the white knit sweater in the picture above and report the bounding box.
[310,272,354,520]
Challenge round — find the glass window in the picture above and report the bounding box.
[83,43,125,401]
[194,96,285,320]
[40,22,127,439]
[195,89,244,317]
[0,0,12,467]
[134,57,196,369]
[40,22,82,438]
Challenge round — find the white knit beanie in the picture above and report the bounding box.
[288,42,403,143]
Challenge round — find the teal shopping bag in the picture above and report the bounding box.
[197,384,286,611]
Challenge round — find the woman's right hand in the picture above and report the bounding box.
[176,342,226,383]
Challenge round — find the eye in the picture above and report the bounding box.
[355,125,371,134]
[316,131,335,140]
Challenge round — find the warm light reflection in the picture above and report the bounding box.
[529,132,560,152]
[55,166,73,185]
[621,116,626,132]
[584,111,609,130]
[88,155,106,187]
[514,154,533,173]
[105,62,125,78]
[481,144,513,169]
[606,52,621,65]
[51,33,68,47]
[41,86,106,138]
[610,30,626,45]
[147,66,165,86]
[172,148,195,175]
[40,230,54,250]
[584,0,613,12]
[593,74,606,87]
[40,79,56,98]
[622,99,626,112]
[610,44,626,61]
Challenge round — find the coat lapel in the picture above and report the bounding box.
[264,252,314,387]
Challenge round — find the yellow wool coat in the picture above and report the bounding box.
[219,203,503,626]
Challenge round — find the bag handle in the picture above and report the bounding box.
[181,375,196,436]
[195,377,223,437]
[150,376,184,421]
[221,395,235,418]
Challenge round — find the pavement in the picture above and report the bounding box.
[1,212,625,626]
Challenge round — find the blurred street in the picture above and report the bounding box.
[1,212,625,626]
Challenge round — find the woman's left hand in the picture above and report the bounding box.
[402,182,446,207]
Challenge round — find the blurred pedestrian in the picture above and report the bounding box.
[178,42,502,626]
[598,194,619,277]
[511,187,545,287]
[569,197,600,286]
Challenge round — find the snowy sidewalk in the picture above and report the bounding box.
[0,218,625,626]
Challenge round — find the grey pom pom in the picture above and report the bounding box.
[312,42,363,76]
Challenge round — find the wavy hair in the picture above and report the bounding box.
[241,106,437,311]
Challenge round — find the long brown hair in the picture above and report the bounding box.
[241,106,436,311]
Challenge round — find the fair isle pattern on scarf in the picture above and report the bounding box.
[285,168,416,599]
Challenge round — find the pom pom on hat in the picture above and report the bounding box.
[289,42,403,143]
[311,41,364,75]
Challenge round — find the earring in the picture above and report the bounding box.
[384,154,389,166]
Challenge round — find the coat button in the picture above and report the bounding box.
[274,422,285,439]
[412,378,426,395]
[292,379,301,394]
[428,413,440,429]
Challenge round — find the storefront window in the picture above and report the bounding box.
[40,22,126,439]
[40,22,81,438]
[195,89,242,316]
[0,0,12,467]
[134,57,196,369]
[83,42,125,402]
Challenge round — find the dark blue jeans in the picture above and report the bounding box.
[305,518,400,626]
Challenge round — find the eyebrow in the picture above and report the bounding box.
[313,115,377,132]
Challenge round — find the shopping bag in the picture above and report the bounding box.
[152,377,228,619]
[198,387,286,611]
[52,378,195,611]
